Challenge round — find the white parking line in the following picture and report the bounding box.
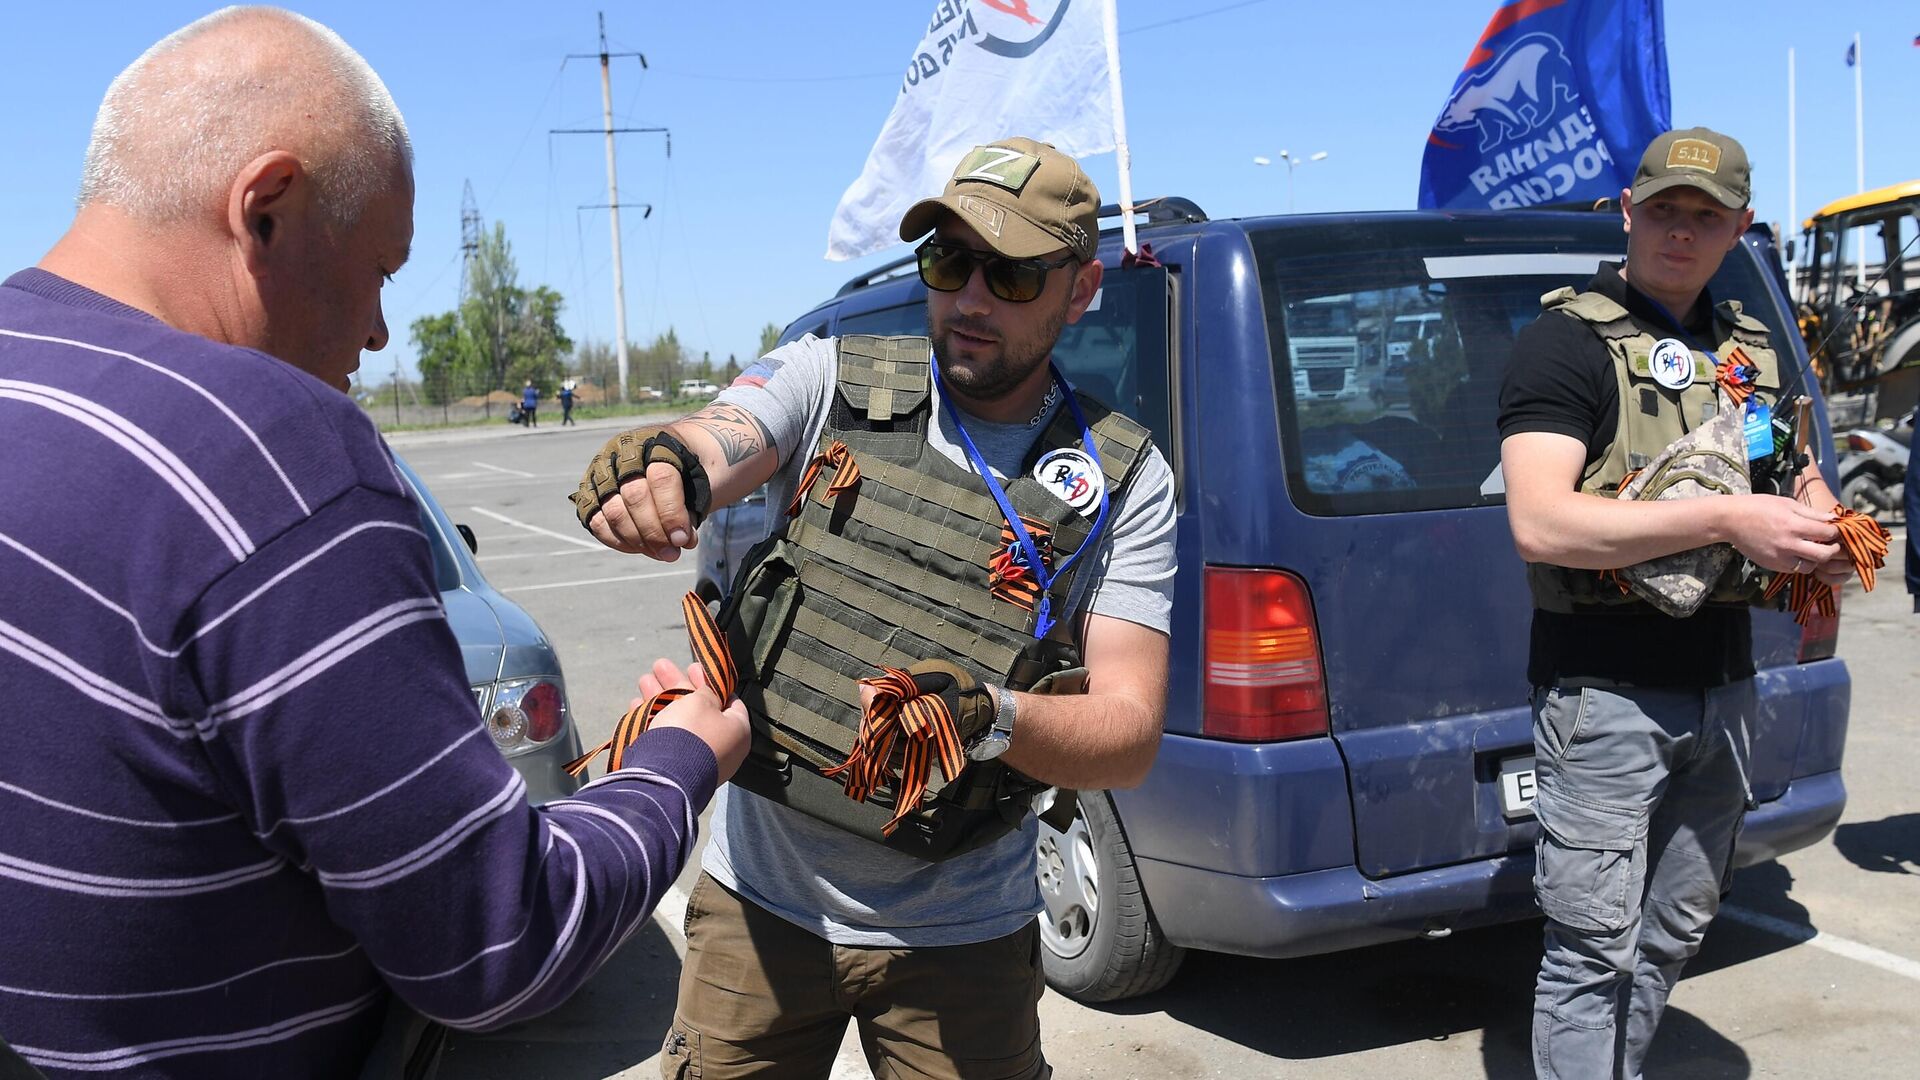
[502,569,692,593]
[471,461,537,478]
[1720,904,1920,983]
[475,547,606,563]
[465,505,603,551]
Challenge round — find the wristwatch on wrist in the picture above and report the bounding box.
[966,683,1018,762]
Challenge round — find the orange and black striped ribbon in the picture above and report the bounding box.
[987,516,1053,611]
[786,440,861,517]
[1714,346,1758,408]
[564,593,739,777]
[1760,505,1892,626]
[821,666,968,836]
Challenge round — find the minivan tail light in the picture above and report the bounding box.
[1845,433,1875,453]
[1797,590,1840,662]
[1203,567,1330,741]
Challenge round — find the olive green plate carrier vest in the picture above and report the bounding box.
[1526,287,1783,615]
[716,335,1154,861]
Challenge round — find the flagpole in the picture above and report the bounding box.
[1854,31,1866,288]
[1774,46,1789,297]
[1100,0,1137,257]
[1852,32,1864,192]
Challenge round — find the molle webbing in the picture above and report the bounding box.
[718,333,1152,850]
[835,335,934,424]
[1528,288,1784,613]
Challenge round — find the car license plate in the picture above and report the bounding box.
[1499,755,1537,819]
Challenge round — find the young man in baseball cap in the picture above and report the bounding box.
[1497,127,1849,1078]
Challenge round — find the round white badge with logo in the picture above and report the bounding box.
[1649,338,1695,390]
[1033,448,1104,517]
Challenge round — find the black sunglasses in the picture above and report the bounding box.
[915,239,1077,303]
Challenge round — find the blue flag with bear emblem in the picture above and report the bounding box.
[1419,0,1670,210]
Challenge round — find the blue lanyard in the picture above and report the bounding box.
[932,359,1111,641]
[1643,296,1722,366]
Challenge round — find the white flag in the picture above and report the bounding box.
[825,0,1115,261]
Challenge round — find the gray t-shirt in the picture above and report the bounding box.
[702,333,1176,947]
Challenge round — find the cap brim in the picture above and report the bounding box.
[898,193,1067,258]
[1632,173,1747,209]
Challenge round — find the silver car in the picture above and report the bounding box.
[694,485,772,605]
[394,454,585,804]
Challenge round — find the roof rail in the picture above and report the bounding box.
[833,196,1209,297]
[835,253,919,297]
[1100,196,1208,226]
[1515,197,1617,213]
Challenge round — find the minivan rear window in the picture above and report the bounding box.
[1250,219,1798,516]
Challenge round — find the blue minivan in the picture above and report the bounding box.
[772,200,1851,1002]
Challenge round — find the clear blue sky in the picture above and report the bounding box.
[3,1,1917,389]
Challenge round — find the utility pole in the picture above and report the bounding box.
[555,13,668,405]
[456,181,481,423]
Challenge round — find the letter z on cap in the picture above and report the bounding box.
[898,136,1101,261]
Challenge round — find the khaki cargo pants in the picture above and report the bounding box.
[662,873,1050,1079]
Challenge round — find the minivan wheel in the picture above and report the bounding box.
[1035,791,1185,1002]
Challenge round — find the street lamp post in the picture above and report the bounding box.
[1252,149,1329,213]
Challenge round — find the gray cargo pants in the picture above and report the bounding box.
[1530,680,1753,1080]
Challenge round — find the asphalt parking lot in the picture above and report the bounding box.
[393,419,1920,1080]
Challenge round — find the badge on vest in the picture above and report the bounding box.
[1649,338,1695,390]
[1033,447,1104,516]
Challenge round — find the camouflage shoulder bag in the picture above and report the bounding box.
[1610,393,1750,618]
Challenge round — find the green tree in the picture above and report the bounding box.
[410,311,476,405]
[461,222,520,392]
[758,322,782,357]
[503,285,573,393]
[572,339,617,397]
[406,222,575,402]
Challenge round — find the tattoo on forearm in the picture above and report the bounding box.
[681,403,776,467]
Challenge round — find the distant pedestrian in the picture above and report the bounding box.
[521,377,539,427]
[559,378,577,425]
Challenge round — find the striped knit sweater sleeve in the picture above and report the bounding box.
[177,481,716,1032]
[0,269,713,1078]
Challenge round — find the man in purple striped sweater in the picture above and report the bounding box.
[0,7,749,1078]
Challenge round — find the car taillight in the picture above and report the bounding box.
[479,677,569,753]
[1846,433,1875,453]
[1798,590,1840,662]
[520,682,564,743]
[1203,567,1330,741]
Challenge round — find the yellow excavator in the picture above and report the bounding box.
[1795,181,1920,419]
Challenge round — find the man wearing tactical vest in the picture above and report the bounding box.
[1499,127,1853,1079]
[571,138,1175,1079]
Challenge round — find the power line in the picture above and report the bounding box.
[1123,0,1272,35]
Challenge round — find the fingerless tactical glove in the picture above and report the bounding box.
[903,659,998,746]
[571,427,712,531]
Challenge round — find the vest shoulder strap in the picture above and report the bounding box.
[1714,298,1770,336]
[835,335,932,422]
[1065,390,1154,494]
[1544,287,1632,327]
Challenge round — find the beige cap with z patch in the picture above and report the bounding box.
[899,137,1100,261]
